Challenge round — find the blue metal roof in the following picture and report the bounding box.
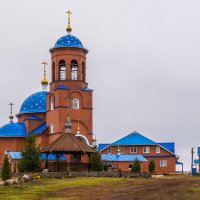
[24,115,43,121]
[194,159,199,164]
[198,147,200,156]
[55,85,70,91]
[98,144,111,151]
[31,122,48,134]
[81,87,93,91]
[101,154,147,162]
[158,142,175,153]
[9,152,66,161]
[55,35,84,49]
[112,131,156,146]
[0,122,27,137]
[18,91,47,115]
[176,161,183,165]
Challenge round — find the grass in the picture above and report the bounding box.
[0,177,126,200]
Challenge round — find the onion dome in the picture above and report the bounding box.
[0,122,27,137]
[18,91,47,115]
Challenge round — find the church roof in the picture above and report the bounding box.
[31,122,48,135]
[0,122,27,137]
[18,91,47,115]
[42,132,96,154]
[54,35,84,49]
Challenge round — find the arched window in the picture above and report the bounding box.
[50,95,55,110]
[82,62,85,81]
[52,62,55,82]
[71,60,78,80]
[72,98,79,109]
[128,164,133,169]
[59,60,66,80]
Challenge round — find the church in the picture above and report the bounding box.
[0,11,95,172]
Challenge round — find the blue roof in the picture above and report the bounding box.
[31,122,48,134]
[81,87,93,91]
[112,131,156,146]
[0,122,27,137]
[18,91,47,115]
[176,161,183,165]
[98,144,110,151]
[194,159,199,164]
[24,115,43,121]
[9,152,66,161]
[158,143,175,153]
[198,147,200,156]
[101,154,147,162]
[55,34,84,49]
[55,85,70,91]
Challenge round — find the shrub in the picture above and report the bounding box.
[2,154,12,181]
[148,160,155,174]
[104,164,108,171]
[18,135,40,172]
[132,159,141,173]
[90,152,104,171]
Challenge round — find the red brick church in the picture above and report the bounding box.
[0,12,95,171]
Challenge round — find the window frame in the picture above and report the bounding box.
[50,123,54,134]
[160,160,167,167]
[72,98,79,109]
[130,147,137,154]
[143,146,150,153]
[59,60,66,81]
[156,146,160,153]
[108,147,112,154]
[71,60,78,80]
[120,147,124,154]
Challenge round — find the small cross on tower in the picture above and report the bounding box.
[9,103,14,122]
[66,10,72,33]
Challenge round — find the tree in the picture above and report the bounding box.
[18,135,40,172]
[90,152,104,171]
[148,160,155,174]
[132,159,141,173]
[2,154,12,181]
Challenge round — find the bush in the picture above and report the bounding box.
[90,152,104,171]
[132,159,141,173]
[148,160,155,174]
[18,135,40,172]
[104,164,108,171]
[2,154,12,181]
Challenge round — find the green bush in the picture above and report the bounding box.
[90,152,103,171]
[132,159,141,173]
[18,135,40,172]
[2,154,12,181]
[148,160,155,174]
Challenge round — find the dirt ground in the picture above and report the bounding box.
[41,176,200,200]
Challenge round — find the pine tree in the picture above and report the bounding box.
[2,154,12,181]
[18,135,40,172]
[148,160,155,174]
[132,159,141,173]
[90,152,104,171]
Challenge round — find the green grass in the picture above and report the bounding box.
[0,177,125,200]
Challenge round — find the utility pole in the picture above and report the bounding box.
[191,148,194,170]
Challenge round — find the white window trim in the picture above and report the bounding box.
[143,146,150,153]
[72,98,79,109]
[128,163,133,169]
[156,146,160,153]
[130,147,137,154]
[50,124,54,134]
[120,147,124,154]
[108,147,112,154]
[160,160,167,167]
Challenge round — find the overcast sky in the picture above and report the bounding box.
[0,0,200,170]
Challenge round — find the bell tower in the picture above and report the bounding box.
[46,11,93,144]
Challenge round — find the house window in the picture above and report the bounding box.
[50,124,54,134]
[71,60,78,80]
[160,160,167,167]
[72,98,79,109]
[59,60,66,80]
[143,146,150,153]
[108,147,112,154]
[130,147,137,154]
[120,147,124,154]
[156,146,160,153]
[128,164,133,169]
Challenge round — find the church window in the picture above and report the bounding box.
[59,60,66,80]
[72,98,79,109]
[50,95,55,110]
[50,124,54,134]
[52,62,55,81]
[82,62,85,81]
[71,60,78,80]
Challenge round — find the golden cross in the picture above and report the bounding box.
[41,61,48,74]
[66,10,72,24]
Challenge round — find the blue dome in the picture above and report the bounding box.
[55,34,84,48]
[19,91,47,115]
[0,122,27,137]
